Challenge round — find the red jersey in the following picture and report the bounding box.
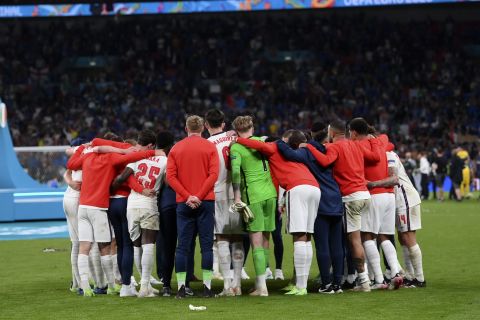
[67,145,155,209]
[306,138,380,196]
[357,135,393,195]
[237,137,318,191]
[91,138,132,197]
[166,135,219,202]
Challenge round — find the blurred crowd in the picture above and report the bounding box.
[403,147,479,201]
[1,12,479,192]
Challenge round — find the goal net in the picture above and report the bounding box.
[14,146,69,187]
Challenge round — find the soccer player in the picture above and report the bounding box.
[232,118,320,296]
[205,109,245,297]
[92,133,138,295]
[277,127,344,294]
[229,116,278,296]
[67,138,159,297]
[303,120,381,292]
[368,148,426,288]
[63,137,88,293]
[111,130,165,298]
[166,115,219,299]
[349,118,403,290]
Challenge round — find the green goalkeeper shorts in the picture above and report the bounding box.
[246,197,277,232]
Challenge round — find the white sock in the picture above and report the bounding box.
[89,244,105,288]
[71,242,80,287]
[100,255,116,289]
[78,254,90,292]
[294,241,308,289]
[347,273,357,284]
[363,240,384,284]
[257,274,267,290]
[402,245,414,280]
[409,244,424,282]
[134,246,143,276]
[381,240,400,276]
[141,244,154,286]
[358,271,369,284]
[112,254,122,283]
[231,242,244,288]
[365,254,374,281]
[217,241,232,289]
[305,241,313,285]
[213,242,219,274]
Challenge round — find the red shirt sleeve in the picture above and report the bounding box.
[66,145,86,170]
[377,134,389,147]
[166,149,190,200]
[92,138,131,149]
[306,143,338,166]
[195,145,220,200]
[237,138,276,157]
[111,150,155,167]
[127,175,144,194]
[361,139,381,163]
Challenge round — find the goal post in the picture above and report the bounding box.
[14,146,70,187]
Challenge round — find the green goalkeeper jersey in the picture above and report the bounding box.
[230,136,277,205]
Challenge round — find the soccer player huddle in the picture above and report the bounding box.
[63,109,426,299]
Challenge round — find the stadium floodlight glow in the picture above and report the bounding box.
[0,0,477,18]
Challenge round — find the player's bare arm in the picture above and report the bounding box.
[367,166,399,189]
[63,169,81,191]
[111,167,134,192]
[92,145,132,154]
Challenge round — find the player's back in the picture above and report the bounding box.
[387,151,421,207]
[230,137,277,204]
[127,155,167,210]
[208,132,235,199]
[330,139,368,195]
[80,153,117,208]
[357,135,392,194]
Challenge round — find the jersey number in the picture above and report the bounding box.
[135,164,161,189]
[222,146,231,170]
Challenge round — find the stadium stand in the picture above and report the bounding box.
[1,13,479,184]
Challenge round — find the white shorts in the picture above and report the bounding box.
[286,185,320,234]
[214,199,244,235]
[361,193,396,235]
[127,208,160,242]
[63,196,79,242]
[396,204,422,232]
[78,207,112,243]
[344,199,370,233]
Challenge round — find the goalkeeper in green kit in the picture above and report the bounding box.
[229,116,277,296]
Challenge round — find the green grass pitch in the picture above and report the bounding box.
[1,200,479,320]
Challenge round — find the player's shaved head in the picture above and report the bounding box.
[205,108,225,129]
[329,120,346,134]
[232,116,254,133]
[103,132,123,142]
[186,115,205,133]
[283,129,307,149]
[124,139,137,146]
[137,129,156,147]
[349,118,369,136]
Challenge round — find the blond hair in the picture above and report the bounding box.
[232,116,253,133]
[186,115,205,133]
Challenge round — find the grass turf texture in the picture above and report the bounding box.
[1,200,479,320]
